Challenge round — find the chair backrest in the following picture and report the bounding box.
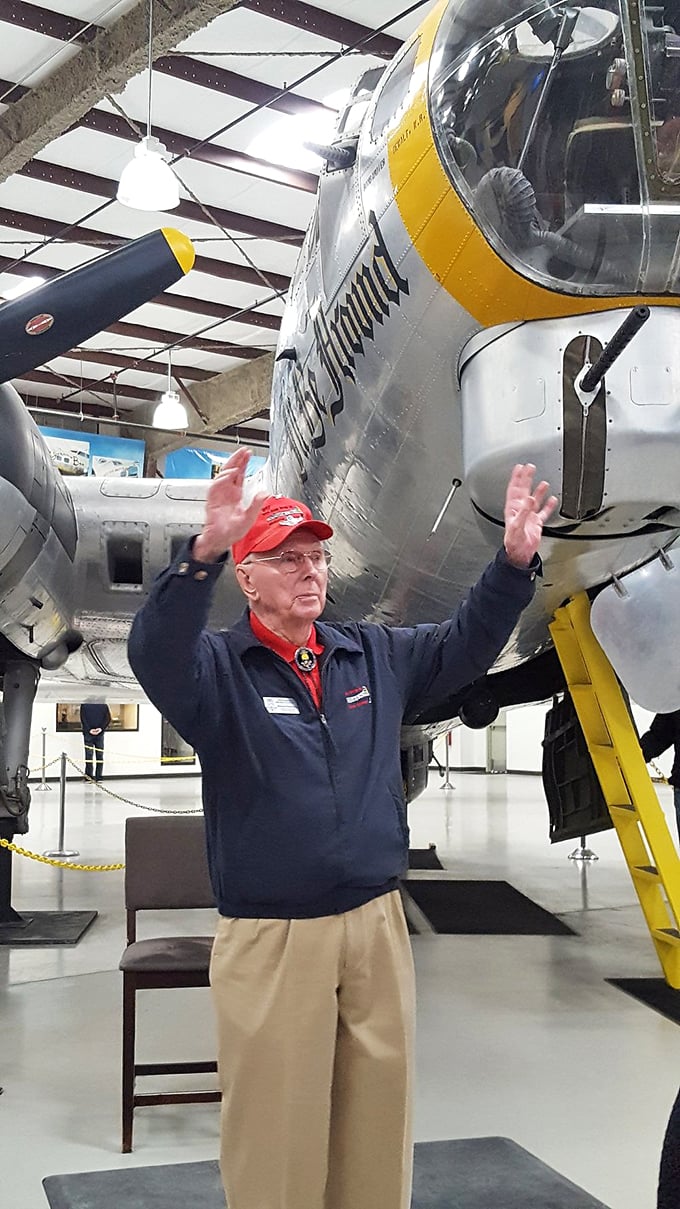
[124,815,215,913]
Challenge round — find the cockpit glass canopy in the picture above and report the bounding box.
[430,1,680,295]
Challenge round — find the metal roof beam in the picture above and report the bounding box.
[0,0,99,44]
[0,77,28,102]
[0,206,292,291]
[155,53,329,115]
[20,367,165,404]
[79,109,319,193]
[19,391,269,446]
[106,319,267,356]
[150,293,280,331]
[19,157,305,245]
[0,0,330,113]
[57,348,215,381]
[20,365,262,408]
[239,0,402,60]
[0,0,242,182]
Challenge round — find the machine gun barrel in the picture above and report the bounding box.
[580,305,650,394]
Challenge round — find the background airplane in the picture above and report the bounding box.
[0,226,196,844]
[2,0,680,870]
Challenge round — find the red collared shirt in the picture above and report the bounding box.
[249,612,324,709]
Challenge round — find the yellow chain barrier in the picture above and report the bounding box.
[651,760,669,784]
[65,757,202,814]
[28,755,62,775]
[0,836,124,871]
[1,758,202,872]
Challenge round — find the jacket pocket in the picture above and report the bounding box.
[391,790,410,846]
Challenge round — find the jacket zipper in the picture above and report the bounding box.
[318,657,341,827]
[266,649,342,828]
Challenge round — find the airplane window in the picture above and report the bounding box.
[646,3,680,185]
[371,40,420,140]
[294,207,318,288]
[107,535,144,587]
[170,534,188,563]
[338,68,385,141]
[429,1,680,295]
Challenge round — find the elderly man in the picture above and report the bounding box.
[128,449,556,1209]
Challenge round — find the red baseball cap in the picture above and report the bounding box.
[232,496,333,564]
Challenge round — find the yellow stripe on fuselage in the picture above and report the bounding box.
[387,0,680,323]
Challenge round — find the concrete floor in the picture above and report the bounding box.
[1,769,679,1209]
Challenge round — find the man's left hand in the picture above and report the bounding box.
[503,464,558,569]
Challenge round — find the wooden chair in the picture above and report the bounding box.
[120,814,220,1152]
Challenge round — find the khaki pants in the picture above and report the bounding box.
[209,889,415,1209]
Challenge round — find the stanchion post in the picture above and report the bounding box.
[443,731,454,791]
[43,753,79,860]
[34,727,52,792]
[568,832,599,862]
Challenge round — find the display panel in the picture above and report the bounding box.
[56,704,139,732]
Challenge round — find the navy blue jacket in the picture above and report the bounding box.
[640,711,680,786]
[80,703,111,734]
[128,542,538,919]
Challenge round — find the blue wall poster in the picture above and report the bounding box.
[163,447,266,479]
[40,426,146,478]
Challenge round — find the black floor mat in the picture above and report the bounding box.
[43,1136,609,1208]
[402,879,576,935]
[0,910,97,946]
[408,847,444,870]
[607,977,680,1025]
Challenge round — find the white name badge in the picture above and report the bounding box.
[263,697,300,715]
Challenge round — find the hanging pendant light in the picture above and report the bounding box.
[117,0,179,212]
[117,136,179,212]
[153,351,188,429]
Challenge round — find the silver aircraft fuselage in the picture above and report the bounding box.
[270,0,680,713]
[4,0,680,718]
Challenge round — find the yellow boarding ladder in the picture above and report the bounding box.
[550,593,680,987]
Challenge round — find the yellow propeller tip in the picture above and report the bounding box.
[161,228,195,275]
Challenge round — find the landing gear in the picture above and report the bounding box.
[0,658,39,929]
[0,653,97,944]
[0,659,38,834]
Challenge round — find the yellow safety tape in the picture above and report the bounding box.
[102,750,196,764]
[31,751,193,770]
[0,836,124,871]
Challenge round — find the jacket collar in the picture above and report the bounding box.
[228,609,362,657]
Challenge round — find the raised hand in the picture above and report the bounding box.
[503,463,558,569]
[193,449,268,563]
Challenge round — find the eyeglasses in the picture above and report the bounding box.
[248,549,332,573]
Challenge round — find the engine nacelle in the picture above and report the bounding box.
[0,383,78,660]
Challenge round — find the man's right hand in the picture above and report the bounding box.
[193,449,267,563]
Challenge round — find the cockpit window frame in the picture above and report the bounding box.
[628,0,680,199]
[427,0,680,297]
